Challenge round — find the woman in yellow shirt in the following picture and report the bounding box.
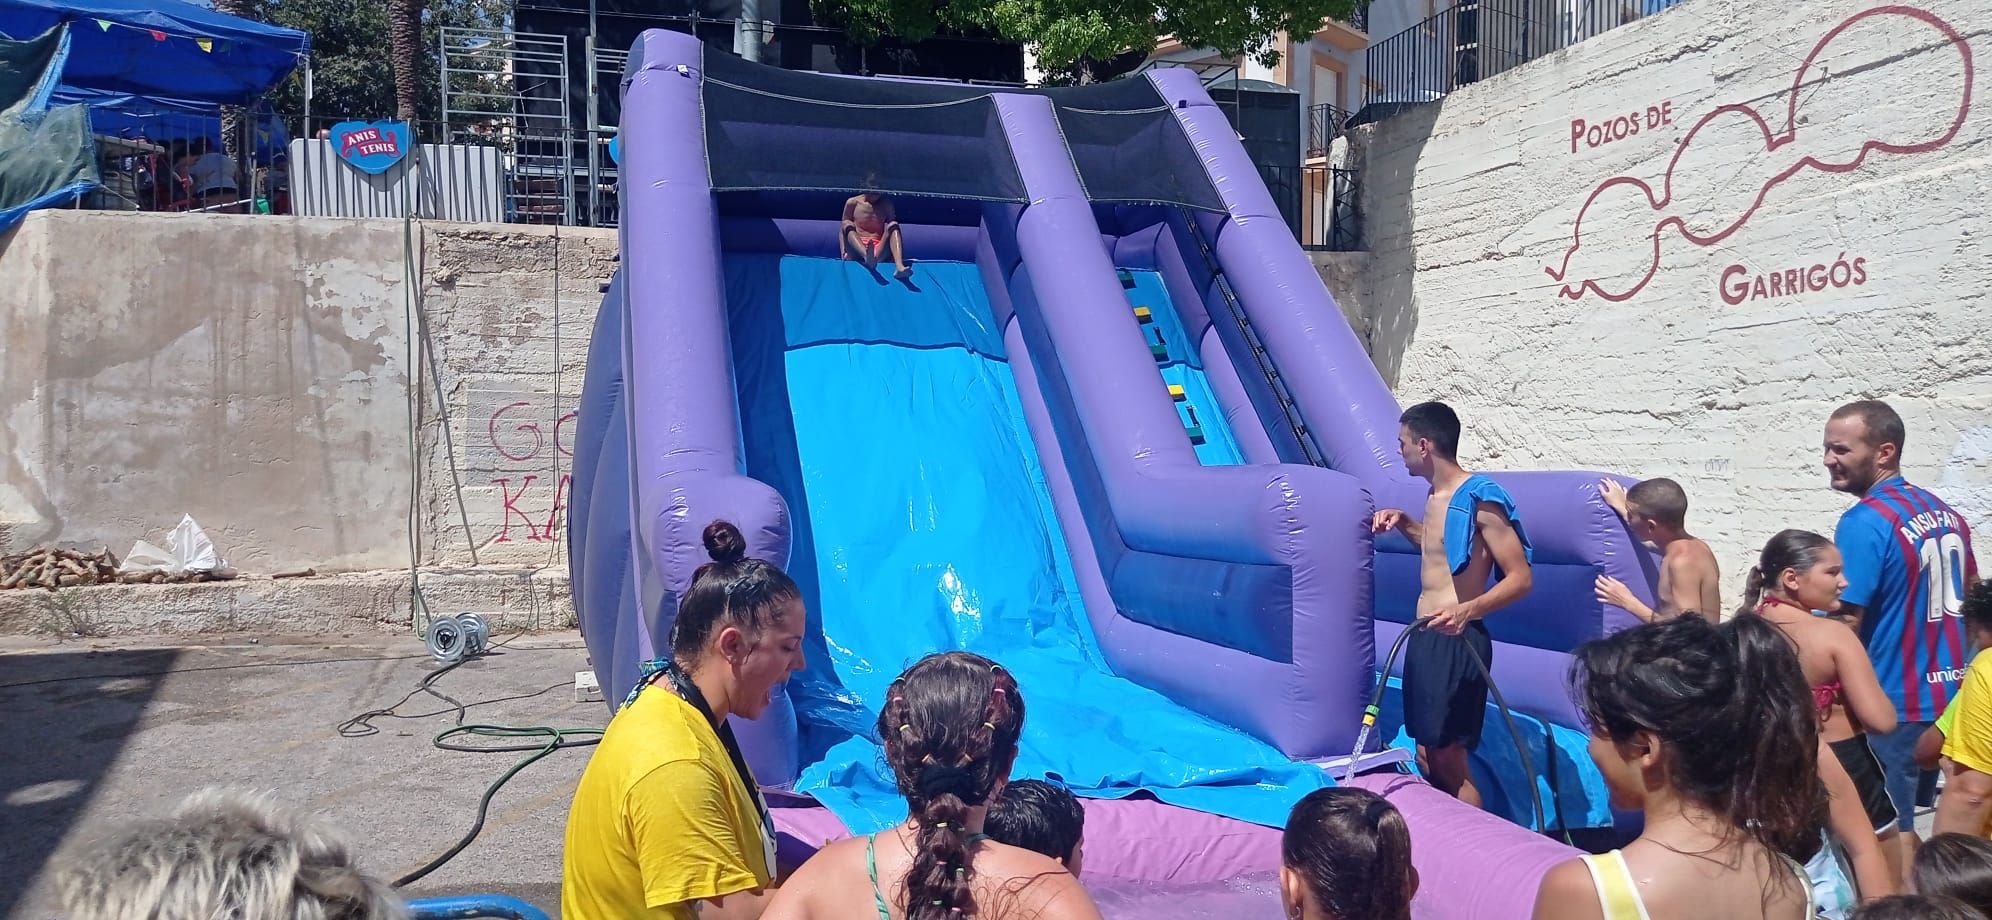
[1934,579,1992,838]
[562,520,808,920]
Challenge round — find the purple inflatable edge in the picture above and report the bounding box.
[990,92,1375,759]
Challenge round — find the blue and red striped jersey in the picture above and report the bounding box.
[1836,476,1980,722]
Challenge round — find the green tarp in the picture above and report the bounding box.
[0,25,98,231]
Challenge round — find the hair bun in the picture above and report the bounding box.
[703,520,747,565]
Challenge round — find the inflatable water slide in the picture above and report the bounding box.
[570,29,1656,917]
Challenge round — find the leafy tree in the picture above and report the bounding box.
[810,0,1359,81]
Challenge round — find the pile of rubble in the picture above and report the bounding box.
[0,547,236,590]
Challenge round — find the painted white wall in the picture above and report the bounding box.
[1352,0,1991,590]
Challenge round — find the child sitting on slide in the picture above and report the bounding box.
[842,189,912,280]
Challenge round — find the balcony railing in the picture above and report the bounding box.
[1307,103,1351,159]
[1365,0,1681,109]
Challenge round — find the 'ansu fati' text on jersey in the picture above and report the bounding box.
[1836,476,1980,722]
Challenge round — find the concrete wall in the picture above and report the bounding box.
[0,212,612,632]
[0,212,414,573]
[413,224,615,568]
[1350,0,1991,586]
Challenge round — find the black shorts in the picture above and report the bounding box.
[1404,620,1492,750]
[1829,734,1901,834]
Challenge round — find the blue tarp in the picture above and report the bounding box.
[53,87,290,161]
[0,0,307,104]
[725,252,1332,834]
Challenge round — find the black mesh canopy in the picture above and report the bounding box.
[1053,104,1225,211]
[690,48,1225,211]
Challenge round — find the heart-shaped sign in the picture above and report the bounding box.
[331,120,413,175]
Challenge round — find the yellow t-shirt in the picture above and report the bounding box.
[1940,648,1992,837]
[562,686,772,920]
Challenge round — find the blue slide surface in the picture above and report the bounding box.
[723,253,1329,832]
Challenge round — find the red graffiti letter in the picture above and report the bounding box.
[494,475,541,543]
[488,401,544,462]
[538,474,572,541]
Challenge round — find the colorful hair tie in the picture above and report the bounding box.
[982,721,996,730]
[899,724,911,734]
[991,688,1006,697]
[934,821,949,828]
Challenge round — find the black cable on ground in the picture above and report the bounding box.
[393,723,603,888]
[334,638,605,888]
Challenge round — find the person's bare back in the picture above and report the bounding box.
[763,827,1099,920]
[1660,537,1722,621]
[1596,478,1721,622]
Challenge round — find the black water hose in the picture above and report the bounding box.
[1357,617,1566,843]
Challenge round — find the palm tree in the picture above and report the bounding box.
[388,0,423,123]
[212,0,249,162]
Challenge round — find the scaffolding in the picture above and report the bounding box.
[441,26,574,225]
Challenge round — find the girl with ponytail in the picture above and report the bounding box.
[765,652,1100,920]
[1533,615,1825,919]
[1740,529,1903,889]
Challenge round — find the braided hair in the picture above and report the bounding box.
[877,652,1025,920]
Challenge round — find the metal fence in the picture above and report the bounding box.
[1306,103,1351,159]
[275,117,598,225]
[1365,0,1673,108]
[1261,164,1359,251]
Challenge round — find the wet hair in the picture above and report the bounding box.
[1572,615,1824,866]
[56,787,406,920]
[1832,400,1907,458]
[1400,401,1461,460]
[1913,834,1992,916]
[1738,529,1838,618]
[1281,787,1415,920]
[669,520,801,662]
[1851,894,1984,920]
[986,779,1085,865]
[878,651,1025,920]
[1626,478,1690,530]
[1963,580,1992,636]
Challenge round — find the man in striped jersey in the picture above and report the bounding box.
[1825,399,1980,871]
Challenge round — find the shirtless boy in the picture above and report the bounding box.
[841,191,912,280]
[1371,402,1534,806]
[1593,477,1722,622]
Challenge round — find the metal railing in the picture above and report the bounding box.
[1365,0,1674,110]
[274,117,592,224]
[1260,163,1360,251]
[1307,102,1351,159]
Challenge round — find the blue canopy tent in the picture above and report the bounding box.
[0,0,308,105]
[53,87,292,162]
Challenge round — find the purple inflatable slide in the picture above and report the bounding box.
[567,29,1657,918]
